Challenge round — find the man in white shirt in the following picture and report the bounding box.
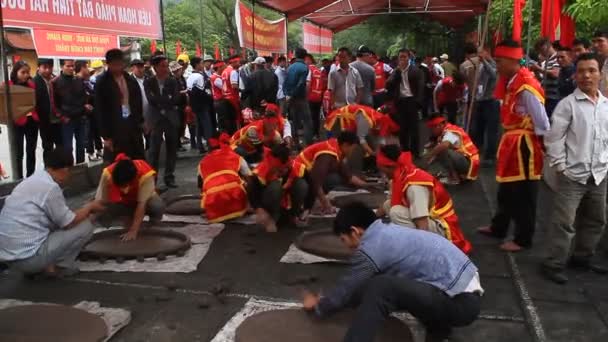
[275,56,288,114]
[592,29,608,96]
[541,53,608,284]
[328,47,364,109]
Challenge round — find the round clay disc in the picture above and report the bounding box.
[295,230,354,260]
[81,228,191,258]
[331,192,386,209]
[165,198,203,216]
[235,309,413,342]
[0,304,107,342]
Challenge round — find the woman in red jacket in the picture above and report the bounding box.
[8,61,39,179]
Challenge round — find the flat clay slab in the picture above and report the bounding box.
[81,228,191,260]
[295,230,354,260]
[331,192,386,209]
[165,198,203,216]
[235,309,413,342]
[0,304,107,342]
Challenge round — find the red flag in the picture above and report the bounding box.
[513,0,526,42]
[230,47,235,55]
[214,43,220,60]
[196,42,202,57]
[150,40,157,54]
[559,0,575,48]
[175,40,182,56]
[541,0,562,40]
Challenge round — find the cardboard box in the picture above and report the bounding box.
[0,84,35,125]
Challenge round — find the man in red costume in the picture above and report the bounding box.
[198,132,251,223]
[370,52,394,109]
[218,55,241,134]
[376,144,472,254]
[424,114,480,185]
[249,144,307,232]
[230,104,292,164]
[295,131,369,217]
[433,71,468,124]
[478,40,550,252]
[95,154,165,241]
[324,104,400,175]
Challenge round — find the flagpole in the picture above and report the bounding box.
[252,0,256,55]
[525,0,534,58]
[199,0,205,54]
[160,0,167,54]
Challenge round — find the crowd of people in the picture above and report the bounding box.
[1,27,608,342]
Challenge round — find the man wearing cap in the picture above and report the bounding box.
[95,49,145,162]
[144,55,183,188]
[171,61,190,152]
[350,45,376,107]
[370,53,394,109]
[188,56,215,153]
[424,113,480,185]
[440,53,457,78]
[477,40,550,252]
[248,56,278,114]
[89,60,105,88]
[375,144,472,254]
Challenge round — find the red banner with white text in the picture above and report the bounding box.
[33,29,119,59]
[302,22,333,55]
[235,0,286,53]
[1,0,162,39]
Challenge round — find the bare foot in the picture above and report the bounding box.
[265,221,278,233]
[500,241,524,252]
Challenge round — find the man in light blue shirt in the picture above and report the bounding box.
[0,149,105,276]
[302,202,482,341]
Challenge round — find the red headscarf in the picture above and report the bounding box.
[208,132,231,149]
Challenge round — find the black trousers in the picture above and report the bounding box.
[373,93,386,109]
[148,117,178,184]
[248,178,309,220]
[215,100,237,135]
[14,116,39,179]
[396,97,420,156]
[86,116,103,154]
[39,122,63,157]
[471,99,500,160]
[439,102,459,124]
[490,141,539,247]
[309,101,322,137]
[343,275,481,342]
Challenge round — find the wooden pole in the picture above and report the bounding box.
[465,0,493,133]
[199,0,205,54]
[525,0,534,58]
[0,5,19,179]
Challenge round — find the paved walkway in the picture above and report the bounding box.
[1,157,608,341]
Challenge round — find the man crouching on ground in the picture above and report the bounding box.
[0,149,105,277]
[95,153,165,241]
[302,202,482,342]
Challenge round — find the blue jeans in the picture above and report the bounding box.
[62,118,86,164]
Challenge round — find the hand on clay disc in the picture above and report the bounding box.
[121,230,138,242]
[302,291,320,311]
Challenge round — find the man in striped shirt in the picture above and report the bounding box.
[0,149,105,277]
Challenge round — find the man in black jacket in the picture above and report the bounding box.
[144,55,182,188]
[94,49,145,162]
[52,59,87,164]
[386,48,425,157]
[34,58,62,157]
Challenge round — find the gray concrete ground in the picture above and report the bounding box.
[2,154,608,342]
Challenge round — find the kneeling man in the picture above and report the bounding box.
[424,114,480,184]
[302,202,482,342]
[0,149,105,276]
[95,153,166,241]
[376,144,472,254]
